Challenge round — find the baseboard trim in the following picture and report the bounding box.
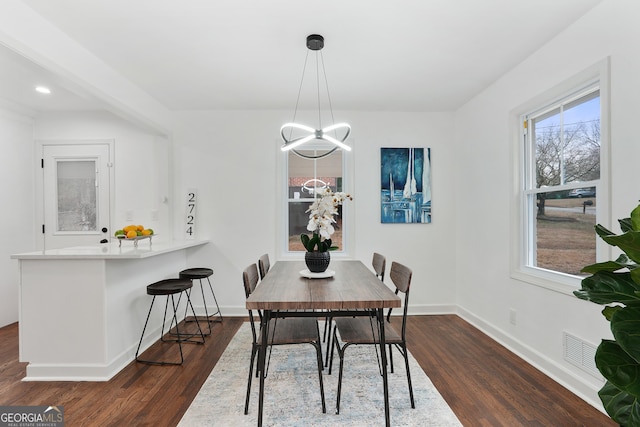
[22,319,168,381]
[455,306,606,414]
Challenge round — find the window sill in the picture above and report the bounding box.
[511,267,583,296]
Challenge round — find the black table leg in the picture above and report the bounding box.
[257,309,271,427]
[377,308,391,427]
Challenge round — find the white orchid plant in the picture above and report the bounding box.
[301,188,352,252]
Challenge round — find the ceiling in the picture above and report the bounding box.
[2,0,603,114]
[0,44,106,114]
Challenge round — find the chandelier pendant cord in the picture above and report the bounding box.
[316,51,322,130]
[287,50,310,142]
[320,50,339,140]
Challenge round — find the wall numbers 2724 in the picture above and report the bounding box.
[185,189,197,239]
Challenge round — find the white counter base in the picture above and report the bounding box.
[13,239,209,381]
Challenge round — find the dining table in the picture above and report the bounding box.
[245,259,401,427]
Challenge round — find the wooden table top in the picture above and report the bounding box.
[246,260,401,311]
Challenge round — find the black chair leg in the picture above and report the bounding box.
[170,289,206,339]
[169,294,186,363]
[401,344,415,408]
[328,324,338,375]
[324,316,334,367]
[135,295,156,361]
[137,294,185,365]
[245,344,258,414]
[181,277,222,335]
[160,295,172,342]
[205,276,223,322]
[336,346,345,415]
[313,342,327,413]
[185,291,206,343]
[166,291,205,344]
[195,281,212,335]
[322,316,329,342]
[314,319,324,369]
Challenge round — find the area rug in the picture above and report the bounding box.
[178,322,462,426]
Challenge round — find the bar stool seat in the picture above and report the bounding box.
[135,278,205,366]
[180,267,213,279]
[149,279,192,295]
[179,267,222,335]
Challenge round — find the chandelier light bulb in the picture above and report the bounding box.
[280,122,351,152]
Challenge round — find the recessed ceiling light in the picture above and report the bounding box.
[35,86,51,94]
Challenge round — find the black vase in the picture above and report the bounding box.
[305,251,331,273]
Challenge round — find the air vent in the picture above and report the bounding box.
[563,332,603,380]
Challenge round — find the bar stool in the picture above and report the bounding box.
[135,278,205,365]
[179,267,222,335]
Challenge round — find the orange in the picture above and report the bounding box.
[137,225,144,231]
[126,230,137,238]
[142,229,152,236]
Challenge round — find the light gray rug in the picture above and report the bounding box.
[178,322,462,426]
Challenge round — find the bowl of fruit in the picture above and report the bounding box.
[114,225,155,247]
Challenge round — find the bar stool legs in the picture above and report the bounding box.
[135,278,205,366]
[179,268,223,335]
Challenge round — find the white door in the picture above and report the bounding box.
[41,143,112,249]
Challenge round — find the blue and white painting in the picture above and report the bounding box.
[381,147,431,223]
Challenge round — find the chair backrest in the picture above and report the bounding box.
[372,252,386,281]
[243,263,261,343]
[243,263,260,298]
[258,253,271,280]
[388,261,412,339]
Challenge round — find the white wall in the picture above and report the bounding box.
[0,109,171,329]
[172,110,458,316]
[0,0,176,328]
[34,111,172,240]
[454,0,639,409]
[0,109,35,327]
[348,111,457,312]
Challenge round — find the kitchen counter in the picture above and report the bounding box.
[12,239,210,381]
[11,238,207,260]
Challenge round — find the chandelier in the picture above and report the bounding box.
[280,34,351,159]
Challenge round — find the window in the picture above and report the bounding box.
[56,160,98,232]
[286,149,346,252]
[515,62,609,291]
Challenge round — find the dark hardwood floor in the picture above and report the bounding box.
[400,316,614,427]
[0,315,614,426]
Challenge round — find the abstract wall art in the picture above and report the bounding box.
[380,147,431,223]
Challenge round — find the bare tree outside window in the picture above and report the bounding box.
[533,91,600,217]
[528,89,600,275]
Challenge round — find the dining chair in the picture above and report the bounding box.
[323,252,387,367]
[329,261,415,414]
[371,252,386,281]
[258,253,270,280]
[242,263,326,415]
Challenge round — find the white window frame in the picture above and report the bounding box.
[510,59,611,295]
[276,139,355,260]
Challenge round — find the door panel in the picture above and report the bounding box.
[42,144,111,249]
